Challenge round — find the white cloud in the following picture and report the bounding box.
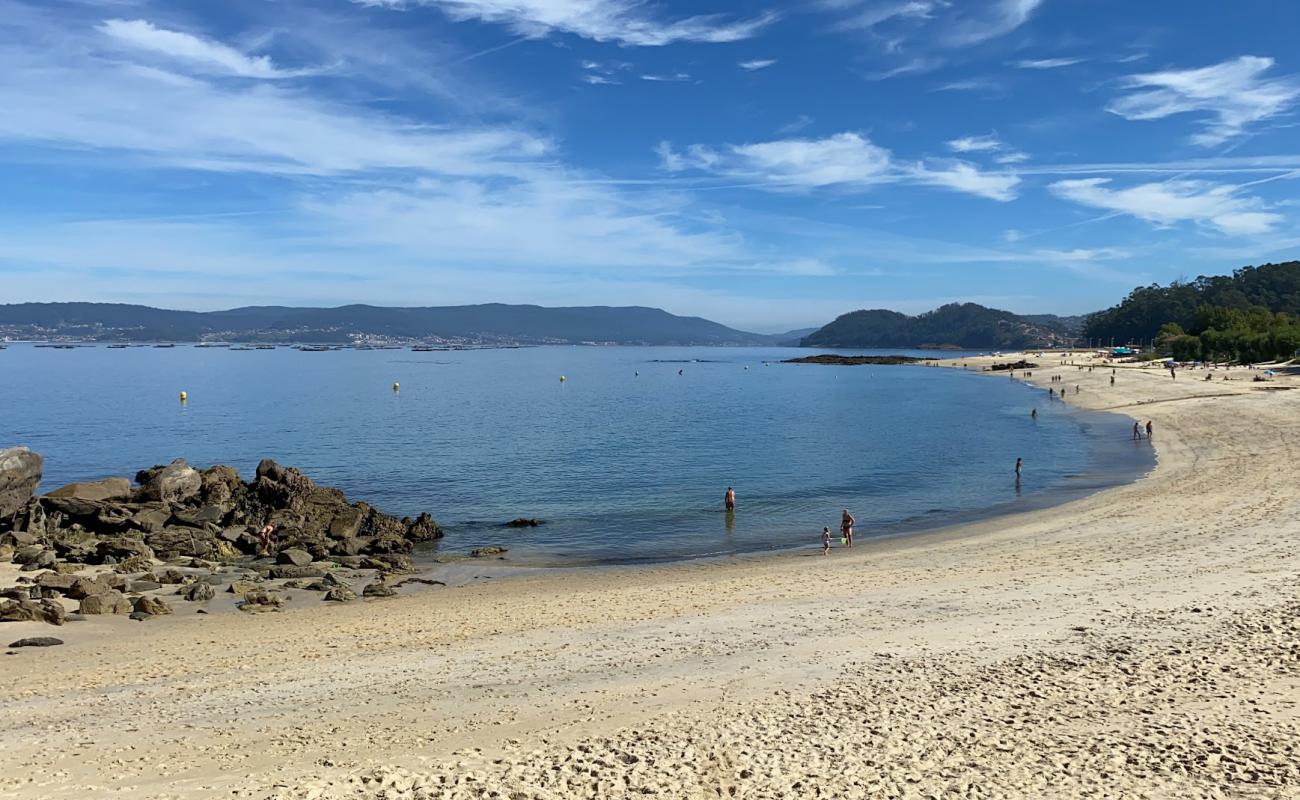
[640,72,691,82]
[658,132,1021,200]
[1012,56,1084,69]
[826,0,1042,49]
[996,151,1029,164]
[947,134,1002,153]
[1107,56,1300,146]
[831,0,941,31]
[912,160,1020,201]
[1049,178,1282,235]
[358,0,777,46]
[581,73,618,85]
[98,19,304,79]
[730,133,894,187]
[941,0,1043,46]
[739,59,776,71]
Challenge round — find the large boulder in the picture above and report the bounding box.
[145,527,216,559]
[135,459,201,505]
[46,477,132,503]
[182,582,215,602]
[132,595,171,616]
[323,585,357,602]
[0,598,65,625]
[79,590,132,615]
[96,537,155,563]
[199,465,242,507]
[0,447,43,520]
[276,548,313,567]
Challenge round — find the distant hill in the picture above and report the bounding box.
[0,302,774,346]
[801,303,1076,350]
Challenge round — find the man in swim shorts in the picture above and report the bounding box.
[725,487,736,512]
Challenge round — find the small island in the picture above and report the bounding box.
[783,354,929,366]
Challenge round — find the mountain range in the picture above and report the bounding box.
[0,301,1082,348]
[0,302,797,346]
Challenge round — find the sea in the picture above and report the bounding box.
[0,344,1153,565]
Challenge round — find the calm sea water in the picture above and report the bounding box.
[0,344,1152,565]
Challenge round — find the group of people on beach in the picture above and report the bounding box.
[725,488,855,557]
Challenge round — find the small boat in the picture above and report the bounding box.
[107,344,128,349]
[153,343,176,348]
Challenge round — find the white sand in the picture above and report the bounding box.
[2,353,1298,799]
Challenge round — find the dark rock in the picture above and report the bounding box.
[327,508,364,539]
[393,577,447,588]
[132,595,171,615]
[136,459,201,504]
[323,585,356,602]
[268,564,327,579]
[470,547,507,558]
[20,550,56,571]
[182,582,215,602]
[238,590,282,611]
[0,447,43,519]
[505,518,543,528]
[199,465,241,507]
[46,477,132,503]
[784,354,925,366]
[66,576,110,600]
[171,504,228,529]
[145,527,215,559]
[226,580,261,595]
[35,573,78,594]
[129,506,171,534]
[42,496,104,518]
[8,636,62,647]
[276,548,313,567]
[362,582,395,598]
[407,512,441,540]
[14,545,50,566]
[97,537,155,563]
[128,580,162,593]
[128,611,152,621]
[0,598,65,625]
[79,590,132,615]
[156,569,190,585]
[112,554,154,574]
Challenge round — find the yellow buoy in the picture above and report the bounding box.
[179,390,187,402]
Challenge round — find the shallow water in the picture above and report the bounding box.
[0,344,1152,564]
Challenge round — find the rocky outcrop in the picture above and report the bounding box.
[47,477,132,503]
[8,636,63,647]
[1,452,446,627]
[0,447,43,519]
[506,518,543,528]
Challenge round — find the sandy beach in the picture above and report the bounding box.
[3,353,1299,799]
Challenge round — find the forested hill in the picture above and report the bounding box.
[1083,261,1300,345]
[0,302,773,345]
[801,303,1076,349]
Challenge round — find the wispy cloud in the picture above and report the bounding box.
[356,0,777,46]
[98,18,312,79]
[1107,55,1300,146]
[941,0,1044,46]
[658,132,1021,200]
[640,72,691,82]
[1049,178,1282,235]
[932,77,1002,93]
[1012,56,1084,69]
[739,58,776,71]
[947,134,1003,153]
[776,114,814,135]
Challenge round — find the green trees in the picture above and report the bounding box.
[1083,261,1300,347]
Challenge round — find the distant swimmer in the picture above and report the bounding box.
[1031,408,1038,419]
[725,486,736,512]
[1015,457,1023,479]
[678,368,684,376]
[841,508,855,548]
[822,527,832,557]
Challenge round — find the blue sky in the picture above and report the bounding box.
[1,0,1298,332]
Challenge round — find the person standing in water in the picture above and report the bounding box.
[1015,458,1023,479]
[1132,421,1142,440]
[841,509,855,548]
[1031,408,1037,419]
[724,487,736,512]
[1146,420,1153,439]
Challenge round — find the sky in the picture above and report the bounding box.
[1,0,1298,333]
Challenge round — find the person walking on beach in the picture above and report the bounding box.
[724,487,736,512]
[841,509,855,548]
[1132,421,1142,441]
[822,527,832,556]
[1110,375,1116,386]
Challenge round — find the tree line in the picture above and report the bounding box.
[1084,261,1300,362]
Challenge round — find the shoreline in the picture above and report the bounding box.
[3,350,1299,798]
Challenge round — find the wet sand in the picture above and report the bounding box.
[2,353,1298,799]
